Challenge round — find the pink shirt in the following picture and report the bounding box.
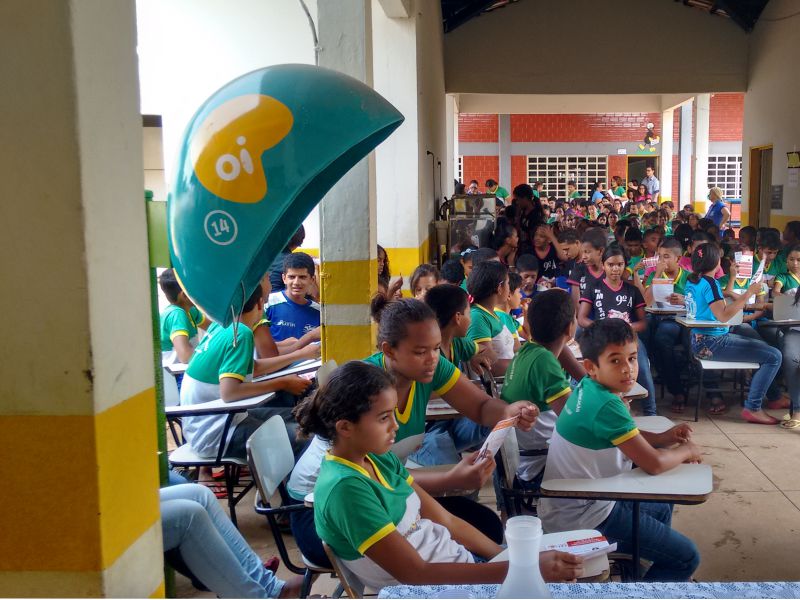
[678,256,724,279]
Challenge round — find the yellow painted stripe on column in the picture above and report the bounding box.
[0,388,160,571]
[322,324,376,363]
[741,211,749,226]
[294,247,319,257]
[768,215,800,230]
[384,238,430,280]
[319,258,377,305]
[150,581,166,598]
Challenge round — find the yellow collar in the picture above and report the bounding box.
[475,303,500,320]
[381,354,415,425]
[325,453,393,490]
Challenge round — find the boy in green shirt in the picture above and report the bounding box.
[159,268,207,366]
[501,289,576,487]
[539,319,701,581]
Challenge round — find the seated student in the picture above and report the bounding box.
[467,261,515,376]
[774,248,800,428]
[533,224,561,285]
[161,483,302,598]
[285,297,538,566]
[623,228,644,267]
[459,246,478,280]
[567,228,607,306]
[684,244,782,422]
[556,228,580,291]
[299,361,584,591]
[539,319,701,582]
[266,253,320,343]
[410,264,440,300]
[516,253,539,301]
[439,258,465,287]
[491,217,519,267]
[753,230,784,289]
[578,244,656,416]
[678,232,724,278]
[268,226,305,293]
[180,284,312,460]
[159,268,206,366]
[501,290,576,490]
[494,272,524,352]
[642,238,691,413]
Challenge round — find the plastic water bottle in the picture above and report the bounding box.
[496,516,551,599]
[685,292,697,320]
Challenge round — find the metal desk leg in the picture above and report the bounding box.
[632,500,641,580]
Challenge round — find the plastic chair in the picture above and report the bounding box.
[692,358,759,421]
[247,416,334,598]
[322,542,369,599]
[315,359,338,388]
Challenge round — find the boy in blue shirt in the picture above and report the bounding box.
[266,252,321,343]
[539,319,701,581]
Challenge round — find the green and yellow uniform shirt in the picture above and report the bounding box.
[363,352,459,442]
[538,377,638,532]
[160,304,205,362]
[444,337,479,368]
[314,451,472,590]
[495,309,522,341]
[754,255,786,281]
[501,343,571,481]
[468,304,504,344]
[181,322,255,457]
[775,272,800,294]
[719,274,761,308]
[644,267,688,296]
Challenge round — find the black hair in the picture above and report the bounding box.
[602,243,629,264]
[624,228,643,242]
[294,361,395,441]
[370,296,436,347]
[377,244,391,285]
[424,284,469,330]
[410,264,440,294]
[582,228,608,250]
[672,223,694,251]
[659,237,683,254]
[158,268,182,303]
[283,225,306,253]
[243,284,263,313]
[491,217,518,251]
[739,226,756,242]
[785,221,800,241]
[440,259,465,285]
[690,231,712,245]
[283,252,315,276]
[643,228,662,240]
[759,230,782,251]
[516,253,539,273]
[467,260,509,303]
[567,180,577,187]
[697,218,714,231]
[508,271,522,293]
[471,247,498,267]
[528,289,575,345]
[577,318,636,364]
[513,183,533,201]
[556,228,579,244]
[486,179,498,187]
[687,243,722,283]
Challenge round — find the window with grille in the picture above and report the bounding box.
[707,155,742,199]
[526,156,607,201]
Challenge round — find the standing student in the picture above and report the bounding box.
[533,224,560,284]
[577,245,656,416]
[556,229,581,291]
[539,320,701,582]
[491,217,519,267]
[643,238,690,413]
[467,261,514,376]
[297,362,583,591]
[266,253,320,342]
[501,290,576,490]
[159,268,207,366]
[567,228,607,306]
[684,244,782,423]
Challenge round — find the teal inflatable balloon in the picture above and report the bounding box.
[168,64,404,326]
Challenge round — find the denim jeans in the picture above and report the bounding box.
[161,484,284,598]
[730,325,782,402]
[650,318,686,397]
[597,501,700,582]
[691,332,782,411]
[636,341,657,416]
[408,418,489,466]
[781,330,800,411]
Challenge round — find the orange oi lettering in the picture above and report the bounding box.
[190,94,293,203]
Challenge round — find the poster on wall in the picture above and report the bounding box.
[771,185,784,209]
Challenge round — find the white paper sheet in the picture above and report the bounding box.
[475,416,518,463]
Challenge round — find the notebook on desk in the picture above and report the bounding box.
[773,294,800,321]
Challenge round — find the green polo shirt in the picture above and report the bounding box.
[644,267,689,296]
[468,304,504,344]
[775,271,800,293]
[444,337,479,368]
[160,304,205,352]
[501,342,570,413]
[186,322,253,383]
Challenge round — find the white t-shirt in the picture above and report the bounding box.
[288,435,331,501]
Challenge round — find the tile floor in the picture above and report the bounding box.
[173,396,800,597]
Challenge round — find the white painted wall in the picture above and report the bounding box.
[135,0,321,248]
[444,0,748,95]
[742,0,800,222]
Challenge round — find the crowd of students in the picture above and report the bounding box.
[155,177,800,596]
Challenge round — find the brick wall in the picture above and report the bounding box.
[511,155,527,188]
[607,155,628,182]
[710,93,744,142]
[458,114,498,143]
[509,113,662,143]
[461,156,499,188]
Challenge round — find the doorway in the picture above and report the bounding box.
[748,145,773,229]
[627,156,659,188]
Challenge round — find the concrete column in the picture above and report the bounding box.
[680,100,694,210]
[693,93,711,212]
[660,108,674,205]
[317,0,377,362]
[445,94,458,195]
[0,1,162,596]
[498,114,511,190]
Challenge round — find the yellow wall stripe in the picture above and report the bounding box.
[322,323,376,363]
[320,258,377,305]
[150,580,166,598]
[384,238,430,280]
[0,388,160,571]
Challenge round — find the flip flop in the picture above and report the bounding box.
[707,403,728,416]
[670,401,686,414]
[780,419,800,429]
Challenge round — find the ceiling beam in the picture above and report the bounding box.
[378,0,411,19]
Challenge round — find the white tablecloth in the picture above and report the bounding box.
[378,581,800,599]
